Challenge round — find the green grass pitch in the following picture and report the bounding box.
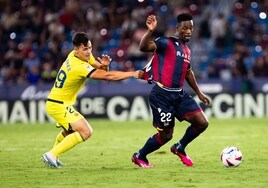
[0,118,267,188]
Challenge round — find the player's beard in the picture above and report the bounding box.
[183,35,191,42]
[183,38,190,42]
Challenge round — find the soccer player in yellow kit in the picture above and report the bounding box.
[42,32,144,168]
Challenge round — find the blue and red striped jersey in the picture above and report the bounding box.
[143,36,191,88]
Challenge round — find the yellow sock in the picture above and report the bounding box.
[51,132,84,157]
[53,131,65,147]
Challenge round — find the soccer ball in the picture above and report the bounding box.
[220,146,243,167]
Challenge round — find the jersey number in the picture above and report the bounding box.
[55,70,67,88]
[160,112,172,126]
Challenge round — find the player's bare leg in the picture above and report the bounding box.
[42,118,93,168]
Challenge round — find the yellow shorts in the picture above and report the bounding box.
[46,100,84,131]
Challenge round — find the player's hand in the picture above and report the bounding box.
[198,93,211,106]
[98,54,112,66]
[134,70,144,79]
[146,15,157,31]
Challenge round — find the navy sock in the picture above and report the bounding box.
[178,125,200,150]
[138,133,163,159]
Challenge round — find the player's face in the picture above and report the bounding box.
[74,41,92,62]
[177,20,193,42]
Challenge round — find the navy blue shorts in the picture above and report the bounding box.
[149,85,202,130]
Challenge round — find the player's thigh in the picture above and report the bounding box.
[64,105,93,135]
[173,92,208,127]
[46,102,88,132]
[149,91,175,129]
[70,118,93,137]
[46,101,68,128]
[184,111,208,127]
[174,91,202,121]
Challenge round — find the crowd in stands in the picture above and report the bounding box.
[0,0,268,85]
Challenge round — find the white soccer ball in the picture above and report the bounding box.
[220,146,243,167]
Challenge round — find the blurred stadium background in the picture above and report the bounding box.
[0,0,268,123]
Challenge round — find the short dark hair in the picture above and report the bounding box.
[72,32,89,47]
[176,13,193,23]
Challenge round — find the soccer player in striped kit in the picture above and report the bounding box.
[132,13,211,167]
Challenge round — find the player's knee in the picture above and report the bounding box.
[198,120,209,132]
[204,119,209,129]
[165,134,173,142]
[80,126,93,140]
[159,133,173,143]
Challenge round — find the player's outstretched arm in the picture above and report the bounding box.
[89,69,144,81]
[139,15,157,52]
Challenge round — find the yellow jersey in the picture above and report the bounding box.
[47,50,96,105]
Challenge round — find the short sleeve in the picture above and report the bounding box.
[76,63,96,78]
[88,55,96,66]
[154,37,168,53]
